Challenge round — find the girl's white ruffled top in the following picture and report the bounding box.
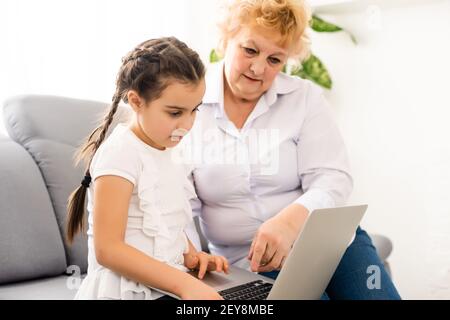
[74,124,194,300]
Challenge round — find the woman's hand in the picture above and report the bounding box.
[184,251,229,279]
[248,204,309,273]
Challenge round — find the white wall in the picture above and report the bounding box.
[0,0,213,136]
[312,0,450,299]
[1,0,449,299]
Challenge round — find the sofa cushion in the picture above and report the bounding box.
[0,137,67,284]
[3,95,130,273]
[0,275,80,300]
[370,234,393,261]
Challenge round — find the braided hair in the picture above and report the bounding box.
[66,37,205,243]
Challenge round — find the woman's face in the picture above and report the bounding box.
[223,26,288,102]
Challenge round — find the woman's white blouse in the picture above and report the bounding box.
[181,62,353,268]
[75,124,193,300]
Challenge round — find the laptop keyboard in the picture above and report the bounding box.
[219,280,273,300]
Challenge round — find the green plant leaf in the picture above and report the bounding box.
[291,54,332,89]
[311,15,342,32]
[209,49,222,63]
[311,15,357,45]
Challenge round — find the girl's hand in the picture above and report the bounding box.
[179,276,224,300]
[183,251,230,279]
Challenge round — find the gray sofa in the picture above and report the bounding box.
[0,95,393,299]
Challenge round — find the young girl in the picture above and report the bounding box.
[66,37,228,300]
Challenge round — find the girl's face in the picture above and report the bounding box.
[129,79,206,150]
[223,26,288,103]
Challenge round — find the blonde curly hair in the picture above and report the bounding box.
[217,0,312,62]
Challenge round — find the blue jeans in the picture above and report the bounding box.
[260,227,401,300]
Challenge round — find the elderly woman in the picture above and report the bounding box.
[185,0,400,299]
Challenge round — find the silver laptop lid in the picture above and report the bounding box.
[267,205,367,300]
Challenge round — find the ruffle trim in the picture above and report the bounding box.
[74,269,155,300]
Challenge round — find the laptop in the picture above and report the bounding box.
[160,205,367,300]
